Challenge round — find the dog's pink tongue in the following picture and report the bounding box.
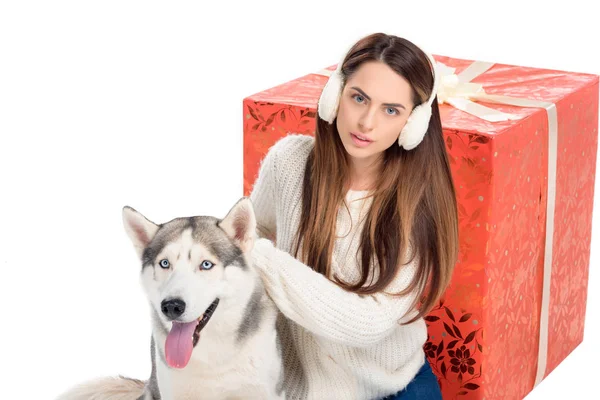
[165,320,199,369]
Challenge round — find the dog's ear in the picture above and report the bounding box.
[122,206,159,259]
[218,197,256,253]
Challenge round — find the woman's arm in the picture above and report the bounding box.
[251,238,421,348]
[249,149,278,242]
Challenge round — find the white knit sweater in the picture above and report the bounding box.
[249,134,427,400]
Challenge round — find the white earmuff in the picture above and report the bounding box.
[397,52,439,150]
[317,51,348,124]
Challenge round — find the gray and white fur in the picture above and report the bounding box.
[57,198,285,400]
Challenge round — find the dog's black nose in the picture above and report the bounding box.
[161,298,186,320]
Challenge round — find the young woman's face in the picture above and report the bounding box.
[336,60,414,163]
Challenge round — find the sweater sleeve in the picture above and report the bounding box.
[251,238,422,348]
[249,147,278,242]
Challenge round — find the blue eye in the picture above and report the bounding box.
[159,259,170,269]
[200,260,214,270]
[386,107,399,115]
[353,94,365,103]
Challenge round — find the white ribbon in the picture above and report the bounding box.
[435,61,524,122]
[315,59,557,387]
[432,63,557,387]
[314,68,334,78]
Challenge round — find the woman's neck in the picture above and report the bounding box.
[348,155,381,191]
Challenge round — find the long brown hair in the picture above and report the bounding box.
[292,33,459,324]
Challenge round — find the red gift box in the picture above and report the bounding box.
[242,55,599,399]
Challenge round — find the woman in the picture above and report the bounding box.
[249,32,458,400]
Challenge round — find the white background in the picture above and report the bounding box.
[1,1,598,399]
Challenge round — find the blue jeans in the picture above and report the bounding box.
[381,358,442,399]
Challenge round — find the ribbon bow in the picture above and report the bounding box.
[434,61,522,122]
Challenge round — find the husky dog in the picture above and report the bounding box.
[57,198,285,400]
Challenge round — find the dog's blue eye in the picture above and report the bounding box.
[159,259,170,269]
[200,260,214,270]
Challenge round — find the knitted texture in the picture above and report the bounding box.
[250,134,427,400]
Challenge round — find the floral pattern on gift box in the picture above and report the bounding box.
[425,300,483,399]
[243,102,317,195]
[422,127,489,399]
